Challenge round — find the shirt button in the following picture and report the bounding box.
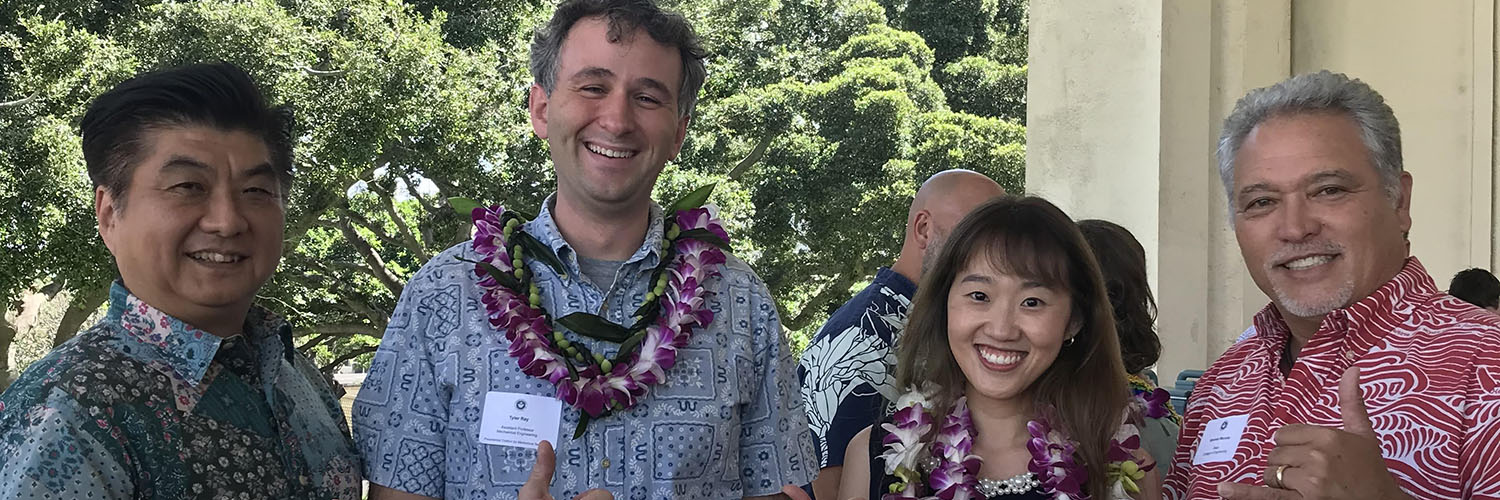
[1343,351,1357,361]
[601,459,611,468]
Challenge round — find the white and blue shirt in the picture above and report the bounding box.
[353,196,816,499]
[797,267,916,469]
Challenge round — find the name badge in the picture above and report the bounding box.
[1193,414,1250,465]
[478,391,562,449]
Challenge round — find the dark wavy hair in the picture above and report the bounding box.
[1079,219,1162,376]
[895,196,1129,498]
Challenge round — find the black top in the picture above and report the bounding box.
[866,417,1049,500]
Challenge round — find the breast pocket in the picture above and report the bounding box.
[648,421,720,481]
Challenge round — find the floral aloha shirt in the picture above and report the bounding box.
[0,281,361,499]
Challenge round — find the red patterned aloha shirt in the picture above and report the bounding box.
[1164,258,1500,500]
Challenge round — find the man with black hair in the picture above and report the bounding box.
[1449,268,1500,313]
[0,62,361,499]
[353,1,815,499]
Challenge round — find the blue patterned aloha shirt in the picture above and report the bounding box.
[0,281,362,499]
[798,267,915,469]
[353,195,817,500]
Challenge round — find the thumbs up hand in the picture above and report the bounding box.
[520,441,615,500]
[1218,367,1412,500]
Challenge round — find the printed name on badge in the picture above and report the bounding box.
[478,391,562,449]
[1193,414,1250,465]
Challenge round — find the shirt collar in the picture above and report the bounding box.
[876,267,918,296]
[524,193,668,278]
[105,280,292,387]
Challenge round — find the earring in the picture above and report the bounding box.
[1063,336,1077,347]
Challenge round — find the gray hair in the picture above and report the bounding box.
[1217,70,1403,207]
[529,0,708,119]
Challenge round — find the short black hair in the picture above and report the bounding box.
[80,62,293,209]
[1449,268,1500,310]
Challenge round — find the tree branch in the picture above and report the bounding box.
[782,259,869,331]
[396,173,441,249]
[339,295,388,326]
[333,216,407,297]
[277,267,391,327]
[727,134,774,180]
[338,208,407,254]
[296,65,346,76]
[297,323,382,337]
[299,256,392,287]
[416,171,478,243]
[318,345,379,372]
[416,168,462,201]
[0,93,38,108]
[297,332,338,351]
[372,186,430,261]
[397,172,441,217]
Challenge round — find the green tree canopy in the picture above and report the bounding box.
[0,0,1026,382]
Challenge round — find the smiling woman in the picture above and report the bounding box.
[837,196,1159,500]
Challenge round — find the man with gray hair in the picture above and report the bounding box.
[353,1,815,499]
[1163,70,1500,500]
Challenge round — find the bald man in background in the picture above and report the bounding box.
[796,169,1005,499]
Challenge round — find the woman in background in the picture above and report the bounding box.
[1079,219,1181,469]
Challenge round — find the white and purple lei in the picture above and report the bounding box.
[879,387,1153,500]
[469,202,729,434]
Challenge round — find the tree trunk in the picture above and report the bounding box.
[52,281,111,347]
[782,258,870,332]
[0,315,17,392]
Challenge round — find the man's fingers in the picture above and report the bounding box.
[1339,366,1375,437]
[530,440,557,483]
[781,484,813,500]
[573,489,615,500]
[521,440,557,496]
[1270,424,1333,446]
[1217,481,1301,500]
[1261,462,1309,493]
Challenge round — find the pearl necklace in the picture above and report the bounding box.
[979,473,1042,496]
[921,456,1040,497]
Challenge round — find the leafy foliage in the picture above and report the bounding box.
[0,0,1026,373]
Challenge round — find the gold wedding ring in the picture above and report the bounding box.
[1270,464,1290,489]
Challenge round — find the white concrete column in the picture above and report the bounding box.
[1028,0,1291,380]
[1030,0,1500,382]
[1291,0,1495,293]
[1201,0,1290,363]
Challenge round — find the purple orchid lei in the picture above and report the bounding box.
[880,390,1152,500]
[469,202,728,434]
[1026,417,1087,499]
[1127,374,1178,424]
